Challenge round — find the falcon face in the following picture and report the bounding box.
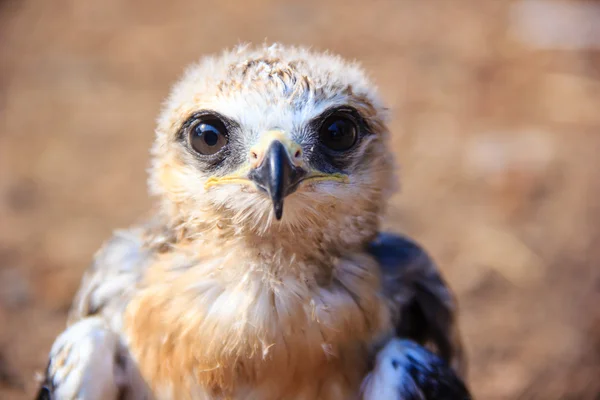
[150,44,394,238]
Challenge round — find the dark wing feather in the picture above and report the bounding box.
[362,338,471,400]
[368,232,466,376]
[34,362,54,400]
[395,340,471,400]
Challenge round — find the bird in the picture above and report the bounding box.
[35,43,469,400]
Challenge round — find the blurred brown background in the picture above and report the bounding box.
[1,0,600,398]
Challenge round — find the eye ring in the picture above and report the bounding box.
[318,112,358,152]
[187,115,229,156]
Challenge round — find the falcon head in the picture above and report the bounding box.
[150,44,395,245]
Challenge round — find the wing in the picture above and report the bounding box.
[67,228,154,331]
[362,339,471,400]
[35,228,155,400]
[368,233,466,376]
[34,317,125,400]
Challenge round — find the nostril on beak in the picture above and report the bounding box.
[294,149,302,160]
[249,150,261,168]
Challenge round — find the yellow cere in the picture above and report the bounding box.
[254,130,298,153]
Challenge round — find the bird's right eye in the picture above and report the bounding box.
[189,116,228,155]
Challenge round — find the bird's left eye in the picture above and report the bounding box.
[189,117,228,155]
[319,114,358,151]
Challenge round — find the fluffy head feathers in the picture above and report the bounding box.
[148,43,396,251]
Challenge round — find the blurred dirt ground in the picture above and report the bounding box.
[1,0,600,398]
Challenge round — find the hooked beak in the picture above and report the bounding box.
[248,140,307,220]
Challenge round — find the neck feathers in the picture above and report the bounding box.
[126,215,391,398]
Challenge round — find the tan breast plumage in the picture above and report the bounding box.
[124,244,392,399]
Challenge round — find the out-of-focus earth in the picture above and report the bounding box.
[1,0,599,398]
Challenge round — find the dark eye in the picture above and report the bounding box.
[189,117,228,155]
[319,114,358,151]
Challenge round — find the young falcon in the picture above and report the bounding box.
[35,44,468,400]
